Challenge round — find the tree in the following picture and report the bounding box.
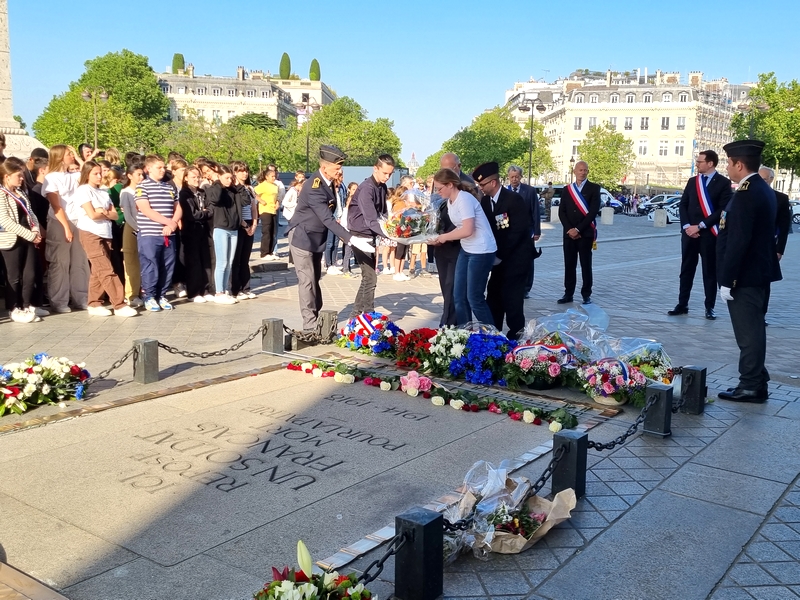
[512,119,555,181]
[228,113,281,131]
[13,115,25,130]
[576,124,634,192]
[32,49,169,150]
[172,53,185,74]
[279,53,291,79]
[443,108,528,173]
[309,59,321,82]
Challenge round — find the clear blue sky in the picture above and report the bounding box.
[8,0,799,165]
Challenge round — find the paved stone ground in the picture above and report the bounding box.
[1,215,799,599]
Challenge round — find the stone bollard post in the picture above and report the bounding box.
[318,310,339,342]
[643,382,672,437]
[261,318,284,354]
[551,430,588,499]
[550,204,559,222]
[133,339,159,384]
[394,508,443,600]
[653,208,668,227]
[679,366,707,415]
[600,206,614,225]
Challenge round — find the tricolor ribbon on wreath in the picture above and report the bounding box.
[566,183,598,250]
[695,175,718,236]
[356,314,376,335]
[513,343,571,361]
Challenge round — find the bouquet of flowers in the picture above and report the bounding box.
[399,370,433,397]
[395,327,438,370]
[487,503,547,538]
[336,312,403,357]
[449,333,517,386]
[577,358,647,406]
[254,541,372,600]
[1,353,90,416]
[424,327,471,376]
[378,190,440,244]
[502,344,570,390]
[618,341,673,384]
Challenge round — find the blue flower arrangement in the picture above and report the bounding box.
[448,333,517,385]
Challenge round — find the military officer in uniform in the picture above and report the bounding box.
[472,161,533,340]
[759,166,792,323]
[716,140,781,403]
[288,146,374,331]
[669,150,732,320]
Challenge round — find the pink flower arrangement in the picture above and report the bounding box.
[548,363,561,378]
[400,371,432,394]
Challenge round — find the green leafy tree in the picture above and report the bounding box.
[13,115,25,130]
[228,113,281,131]
[33,49,169,150]
[172,53,185,74]
[443,107,528,173]
[416,150,446,179]
[512,119,555,180]
[576,124,634,192]
[279,53,291,79]
[309,59,321,81]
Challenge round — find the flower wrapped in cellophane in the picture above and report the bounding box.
[379,189,441,244]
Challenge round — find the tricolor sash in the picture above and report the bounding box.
[695,175,718,236]
[566,183,597,242]
[0,186,33,222]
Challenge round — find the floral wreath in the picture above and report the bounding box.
[336,312,404,357]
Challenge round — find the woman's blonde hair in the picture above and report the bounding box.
[47,145,71,173]
[102,166,123,187]
[105,147,121,165]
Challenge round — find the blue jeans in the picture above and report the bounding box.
[325,228,339,267]
[454,249,495,326]
[137,235,176,300]
[213,228,238,293]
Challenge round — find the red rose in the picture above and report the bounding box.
[349,332,356,341]
[305,369,312,374]
[461,404,471,411]
[533,416,542,425]
[601,373,610,383]
[361,337,369,346]
[364,377,373,385]
[6,386,20,397]
[470,404,479,412]
[509,412,522,421]
[294,570,309,583]
[423,392,431,399]
[372,379,382,386]
[70,365,81,376]
[549,356,558,362]
[335,574,351,586]
[26,367,34,374]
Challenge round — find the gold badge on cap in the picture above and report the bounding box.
[312,178,321,189]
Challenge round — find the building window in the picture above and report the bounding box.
[588,117,597,128]
[608,117,617,130]
[610,94,619,104]
[641,117,649,130]
[659,140,669,156]
[677,117,686,130]
[589,94,599,103]
[679,92,689,102]
[197,109,204,117]
[196,87,206,95]
[643,93,653,103]
[212,88,221,97]
[177,86,185,94]
[661,116,670,130]
[574,117,582,130]
[574,94,584,103]
[228,110,236,118]
[638,140,648,156]
[160,84,171,94]
[675,140,685,156]
[626,93,636,103]
[662,92,672,102]
[301,93,310,103]
[572,140,580,156]
[624,117,633,130]
[227,89,236,97]
[261,90,271,98]
[246,90,255,98]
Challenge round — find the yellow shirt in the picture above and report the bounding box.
[254,181,279,215]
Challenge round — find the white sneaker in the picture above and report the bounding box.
[51,305,72,314]
[246,292,257,299]
[393,272,410,281]
[236,293,249,301]
[214,294,236,305]
[263,254,276,261]
[10,308,35,323]
[193,295,207,303]
[114,305,138,317]
[129,297,144,308]
[32,306,50,316]
[24,307,42,322]
[87,306,113,316]
[175,283,187,298]
[203,294,216,302]
[327,266,342,275]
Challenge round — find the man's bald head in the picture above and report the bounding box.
[440,152,461,172]
[573,160,589,183]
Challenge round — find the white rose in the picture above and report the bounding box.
[301,362,313,371]
[343,374,355,384]
[334,372,344,382]
[312,368,323,378]
[431,396,445,406]
[549,421,563,433]
[406,388,419,397]
[380,381,392,391]
[450,399,465,410]
[523,410,535,424]
[58,402,66,408]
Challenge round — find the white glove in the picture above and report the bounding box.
[350,236,375,254]
[720,286,733,302]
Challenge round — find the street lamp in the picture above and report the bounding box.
[81,88,109,151]
[516,93,547,184]
[736,100,769,139]
[569,156,576,183]
[294,100,320,173]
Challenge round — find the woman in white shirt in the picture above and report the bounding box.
[430,168,496,326]
[74,161,137,317]
[42,144,90,313]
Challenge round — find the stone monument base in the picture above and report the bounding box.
[1,126,45,159]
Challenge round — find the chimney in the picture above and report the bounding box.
[606,69,611,86]
[237,66,244,81]
[186,63,195,78]
[636,68,641,84]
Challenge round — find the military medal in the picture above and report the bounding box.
[495,213,509,229]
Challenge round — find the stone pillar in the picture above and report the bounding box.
[600,206,614,225]
[550,204,559,223]
[653,209,668,228]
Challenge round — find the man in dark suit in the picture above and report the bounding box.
[759,166,792,322]
[558,160,601,304]
[288,146,374,331]
[717,140,781,403]
[669,150,732,320]
[473,161,533,340]
[507,165,541,300]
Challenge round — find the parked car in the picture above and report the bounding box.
[646,197,681,224]
[638,194,681,215]
[791,200,800,225]
[549,186,623,213]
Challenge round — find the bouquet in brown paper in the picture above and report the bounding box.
[477,488,577,554]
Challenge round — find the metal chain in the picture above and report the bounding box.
[283,317,337,346]
[528,444,567,498]
[357,531,409,584]
[587,392,659,451]
[84,346,137,386]
[672,371,692,414]
[443,515,474,532]
[157,325,266,359]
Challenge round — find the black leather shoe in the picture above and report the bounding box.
[582,296,592,305]
[705,309,716,320]
[667,305,689,316]
[718,388,767,403]
[556,297,574,304]
[726,385,768,396]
